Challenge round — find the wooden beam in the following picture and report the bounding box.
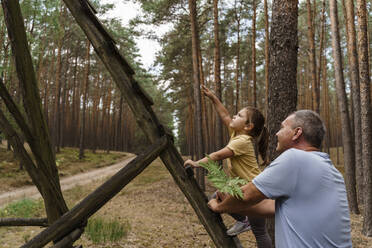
[51,228,84,248]
[21,136,168,248]
[0,218,48,227]
[59,0,239,247]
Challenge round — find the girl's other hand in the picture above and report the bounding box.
[184,159,200,168]
[184,159,199,168]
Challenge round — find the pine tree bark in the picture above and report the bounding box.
[306,0,319,113]
[213,0,223,151]
[91,73,100,153]
[344,0,364,205]
[264,0,270,116]
[71,54,79,147]
[267,0,299,244]
[52,6,66,153]
[234,1,241,113]
[316,0,326,98]
[188,0,205,190]
[329,0,359,214]
[355,0,372,237]
[252,0,257,107]
[79,40,90,159]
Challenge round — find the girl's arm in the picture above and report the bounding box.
[202,85,232,128]
[184,147,234,168]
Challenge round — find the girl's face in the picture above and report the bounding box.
[230,108,250,132]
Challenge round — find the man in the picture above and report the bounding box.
[208,110,352,248]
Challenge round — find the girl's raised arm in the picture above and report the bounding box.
[202,85,231,128]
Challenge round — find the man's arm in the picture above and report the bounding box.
[208,182,275,218]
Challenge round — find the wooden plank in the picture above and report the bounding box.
[21,136,168,248]
[60,1,239,247]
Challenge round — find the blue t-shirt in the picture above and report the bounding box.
[253,148,352,248]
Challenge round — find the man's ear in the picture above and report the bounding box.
[292,127,302,141]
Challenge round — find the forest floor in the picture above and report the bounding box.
[0,155,371,248]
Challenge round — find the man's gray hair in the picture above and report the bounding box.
[291,110,326,149]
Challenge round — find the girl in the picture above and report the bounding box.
[184,85,272,248]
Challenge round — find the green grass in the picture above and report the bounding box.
[85,217,130,244]
[0,198,44,218]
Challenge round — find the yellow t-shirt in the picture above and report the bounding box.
[226,131,261,181]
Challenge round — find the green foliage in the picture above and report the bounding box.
[199,157,248,199]
[0,198,44,218]
[85,217,130,244]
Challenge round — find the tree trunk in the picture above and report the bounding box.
[198,39,209,155]
[188,0,205,191]
[52,6,66,153]
[252,0,257,107]
[264,0,270,116]
[344,0,364,205]
[355,0,372,236]
[267,0,299,244]
[91,73,100,153]
[79,40,90,159]
[329,0,359,214]
[213,0,223,151]
[317,0,326,100]
[234,2,241,113]
[116,95,123,151]
[306,0,319,113]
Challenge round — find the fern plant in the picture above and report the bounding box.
[199,157,248,199]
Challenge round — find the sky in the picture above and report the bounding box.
[99,0,169,70]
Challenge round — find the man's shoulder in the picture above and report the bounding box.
[277,148,316,160]
[267,149,310,170]
[275,148,303,161]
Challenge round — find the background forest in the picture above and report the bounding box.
[0,0,371,245]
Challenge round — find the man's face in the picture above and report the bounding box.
[276,115,297,153]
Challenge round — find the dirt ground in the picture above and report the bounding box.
[0,158,371,247]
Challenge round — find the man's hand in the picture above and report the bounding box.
[216,191,228,202]
[208,198,223,213]
[184,159,200,168]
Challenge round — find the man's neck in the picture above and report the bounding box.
[293,141,319,152]
[293,144,320,152]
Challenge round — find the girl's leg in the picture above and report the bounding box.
[209,191,250,235]
[249,216,272,248]
[229,213,248,222]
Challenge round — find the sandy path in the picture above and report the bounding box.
[0,156,136,207]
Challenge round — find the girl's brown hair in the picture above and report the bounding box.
[245,107,269,165]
